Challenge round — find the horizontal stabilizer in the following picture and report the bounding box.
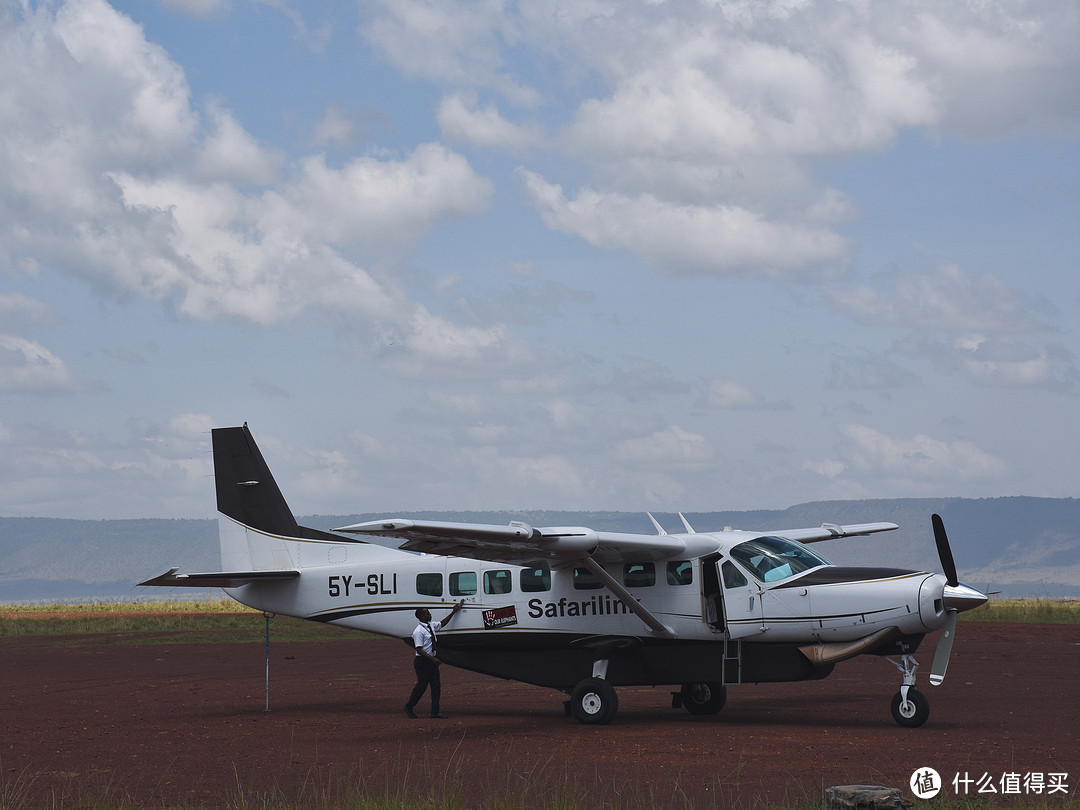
[139,567,300,588]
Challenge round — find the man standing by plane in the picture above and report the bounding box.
[405,601,463,719]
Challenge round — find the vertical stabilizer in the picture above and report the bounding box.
[213,425,303,536]
[211,425,339,552]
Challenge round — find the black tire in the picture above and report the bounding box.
[891,688,930,728]
[570,677,618,725]
[680,682,727,715]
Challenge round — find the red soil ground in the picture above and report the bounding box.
[2,622,1077,808]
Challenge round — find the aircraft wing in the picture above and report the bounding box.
[139,567,300,588]
[775,522,899,544]
[333,519,688,565]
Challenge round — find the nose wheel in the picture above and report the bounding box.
[891,688,930,727]
[886,654,931,727]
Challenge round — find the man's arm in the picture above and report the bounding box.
[441,600,464,627]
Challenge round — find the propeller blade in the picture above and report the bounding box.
[931,513,958,587]
[929,609,958,686]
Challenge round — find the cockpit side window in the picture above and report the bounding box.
[721,560,747,589]
[730,536,830,583]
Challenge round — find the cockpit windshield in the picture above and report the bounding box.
[729,536,831,583]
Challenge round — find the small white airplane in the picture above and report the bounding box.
[142,425,987,727]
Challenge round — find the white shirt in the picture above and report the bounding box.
[412,620,442,657]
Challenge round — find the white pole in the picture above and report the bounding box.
[263,612,273,712]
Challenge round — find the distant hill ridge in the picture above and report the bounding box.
[1,497,1077,602]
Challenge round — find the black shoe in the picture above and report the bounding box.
[404,705,417,719]
[430,712,449,719]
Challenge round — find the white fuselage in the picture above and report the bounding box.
[222,524,951,646]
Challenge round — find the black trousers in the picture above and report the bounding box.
[406,656,441,714]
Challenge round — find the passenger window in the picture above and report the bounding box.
[666,560,693,586]
[623,562,655,588]
[722,561,748,589]
[416,573,443,597]
[573,567,603,590]
[519,567,551,592]
[483,569,512,595]
[450,571,477,596]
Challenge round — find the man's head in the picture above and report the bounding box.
[415,607,432,622]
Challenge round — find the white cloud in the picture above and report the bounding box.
[703,377,793,410]
[157,0,229,19]
[829,265,1040,333]
[0,2,518,379]
[362,0,500,82]
[827,352,919,391]
[271,144,492,255]
[828,265,1076,389]
[376,306,533,379]
[1,417,217,518]
[362,0,1080,277]
[361,0,539,105]
[562,39,933,164]
[543,399,581,430]
[55,0,198,156]
[836,423,1007,481]
[0,336,77,393]
[438,94,541,150]
[503,453,588,494]
[517,169,849,277]
[705,378,757,409]
[196,101,282,184]
[312,102,360,148]
[615,425,713,467]
[0,294,57,328]
[803,458,846,479]
[130,412,215,443]
[310,101,391,150]
[896,4,1080,137]
[939,335,1074,389]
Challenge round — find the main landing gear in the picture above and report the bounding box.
[567,678,730,724]
[673,682,727,715]
[887,654,930,728]
[568,677,619,724]
[568,656,620,724]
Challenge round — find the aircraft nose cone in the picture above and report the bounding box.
[942,582,987,613]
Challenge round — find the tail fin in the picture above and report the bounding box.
[212,424,339,542]
[139,424,325,588]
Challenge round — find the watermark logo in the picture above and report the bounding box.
[910,769,1070,800]
[910,767,941,799]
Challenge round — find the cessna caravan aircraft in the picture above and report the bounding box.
[142,425,987,726]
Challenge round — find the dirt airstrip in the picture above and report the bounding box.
[2,622,1077,808]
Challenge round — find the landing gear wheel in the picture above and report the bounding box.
[891,688,930,728]
[680,682,727,715]
[570,677,618,725]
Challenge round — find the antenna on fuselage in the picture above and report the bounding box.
[678,513,696,533]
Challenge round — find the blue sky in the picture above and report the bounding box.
[1,0,1077,519]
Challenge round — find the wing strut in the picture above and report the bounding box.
[578,555,676,639]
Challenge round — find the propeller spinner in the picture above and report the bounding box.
[928,513,987,686]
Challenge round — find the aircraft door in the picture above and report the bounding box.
[702,554,763,639]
